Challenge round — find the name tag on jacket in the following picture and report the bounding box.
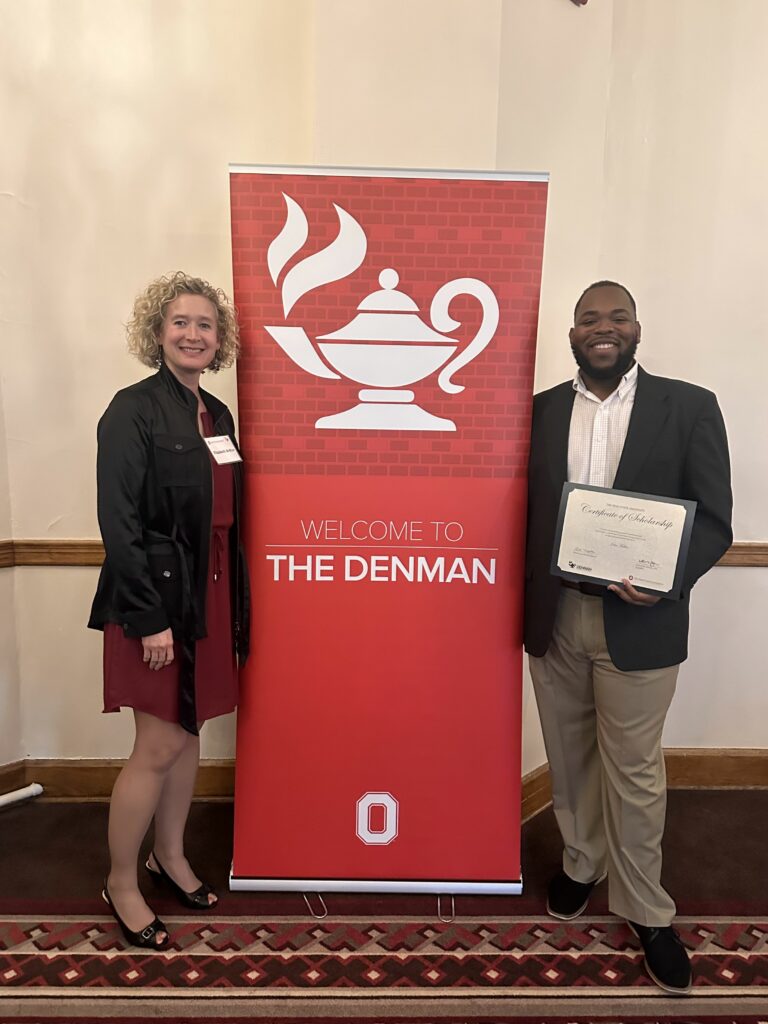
[204,435,243,465]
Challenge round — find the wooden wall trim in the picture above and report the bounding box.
[10,540,105,566]
[3,749,765,804]
[717,542,768,567]
[0,540,13,569]
[0,538,766,568]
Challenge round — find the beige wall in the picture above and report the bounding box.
[601,1,768,541]
[2,0,314,537]
[312,0,503,170]
[1,0,313,760]
[597,1,768,750]
[1,0,765,769]
[497,0,615,387]
[0,383,20,764]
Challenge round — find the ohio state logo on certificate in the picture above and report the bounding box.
[229,165,548,894]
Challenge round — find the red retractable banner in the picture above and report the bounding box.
[230,167,547,893]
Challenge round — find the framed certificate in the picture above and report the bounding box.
[551,483,696,599]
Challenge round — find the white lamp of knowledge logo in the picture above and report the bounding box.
[264,194,500,432]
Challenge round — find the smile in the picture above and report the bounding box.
[590,341,618,350]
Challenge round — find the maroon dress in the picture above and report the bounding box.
[103,412,238,724]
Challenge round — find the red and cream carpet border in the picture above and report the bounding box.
[1,913,766,1019]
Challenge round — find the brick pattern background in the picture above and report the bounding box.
[230,173,547,478]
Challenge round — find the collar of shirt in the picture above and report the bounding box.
[572,360,639,404]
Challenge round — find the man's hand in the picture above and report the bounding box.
[607,579,661,606]
[141,628,175,670]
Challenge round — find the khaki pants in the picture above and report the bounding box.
[529,587,679,926]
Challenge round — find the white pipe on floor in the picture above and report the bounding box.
[0,782,43,809]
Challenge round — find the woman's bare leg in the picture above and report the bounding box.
[106,711,188,937]
[149,725,216,904]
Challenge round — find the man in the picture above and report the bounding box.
[525,281,732,995]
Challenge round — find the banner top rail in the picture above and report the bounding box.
[229,163,549,182]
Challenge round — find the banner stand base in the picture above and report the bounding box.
[229,868,523,895]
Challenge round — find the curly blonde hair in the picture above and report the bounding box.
[127,271,240,372]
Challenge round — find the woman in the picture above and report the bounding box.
[89,272,250,949]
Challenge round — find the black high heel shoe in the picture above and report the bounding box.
[145,852,218,910]
[102,882,170,949]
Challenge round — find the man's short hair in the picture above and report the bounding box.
[574,280,637,319]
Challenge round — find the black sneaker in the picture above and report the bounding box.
[628,921,692,995]
[546,869,606,920]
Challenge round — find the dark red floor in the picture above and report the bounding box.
[2,789,766,917]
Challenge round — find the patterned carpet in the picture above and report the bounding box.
[2,911,767,1019]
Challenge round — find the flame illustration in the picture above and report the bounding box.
[267,193,367,317]
[267,195,308,288]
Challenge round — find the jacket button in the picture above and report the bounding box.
[163,570,172,578]
[174,443,183,450]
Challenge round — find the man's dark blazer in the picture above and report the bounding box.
[524,366,733,671]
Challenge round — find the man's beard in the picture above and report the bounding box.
[571,338,638,380]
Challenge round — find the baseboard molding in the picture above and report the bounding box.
[520,749,768,820]
[521,762,552,823]
[2,750,765,810]
[664,748,768,787]
[11,758,235,799]
[0,539,766,568]
[0,760,26,794]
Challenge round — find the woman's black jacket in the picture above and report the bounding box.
[88,364,250,732]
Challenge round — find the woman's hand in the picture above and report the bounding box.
[141,628,175,670]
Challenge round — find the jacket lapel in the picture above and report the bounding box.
[547,382,576,487]
[613,367,670,489]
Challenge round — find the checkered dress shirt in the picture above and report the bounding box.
[567,362,639,487]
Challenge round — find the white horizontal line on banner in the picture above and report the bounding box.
[229,163,548,182]
[264,544,500,551]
